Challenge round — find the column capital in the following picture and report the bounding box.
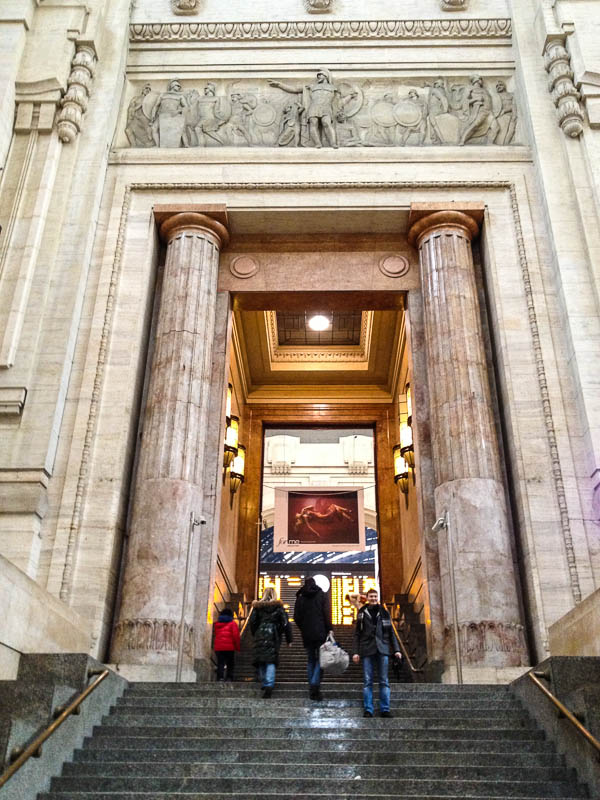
[407,203,484,247]
[154,204,230,249]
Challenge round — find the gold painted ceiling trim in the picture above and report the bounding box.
[264,310,373,367]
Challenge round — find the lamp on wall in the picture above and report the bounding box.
[225,383,233,425]
[223,414,239,469]
[230,444,246,506]
[399,420,415,470]
[393,444,409,504]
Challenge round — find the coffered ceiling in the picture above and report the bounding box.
[232,303,405,404]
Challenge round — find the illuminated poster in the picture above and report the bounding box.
[273,486,366,552]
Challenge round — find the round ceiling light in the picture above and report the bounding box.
[308,314,330,331]
[313,574,331,593]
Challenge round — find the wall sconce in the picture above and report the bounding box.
[225,383,233,425]
[224,414,239,469]
[393,444,409,506]
[399,420,415,470]
[230,444,246,507]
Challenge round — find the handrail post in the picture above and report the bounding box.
[176,511,201,683]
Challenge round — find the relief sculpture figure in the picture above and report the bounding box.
[183,83,231,146]
[278,101,303,147]
[494,80,517,145]
[426,78,449,143]
[152,79,188,147]
[459,74,500,145]
[125,84,156,147]
[269,69,340,148]
[396,90,428,145]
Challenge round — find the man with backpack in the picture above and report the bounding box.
[352,588,402,717]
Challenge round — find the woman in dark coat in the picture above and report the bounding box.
[294,576,331,700]
[249,587,292,697]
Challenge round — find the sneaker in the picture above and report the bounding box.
[315,689,323,702]
[380,710,393,718]
[263,687,273,698]
[363,710,373,718]
[309,686,318,700]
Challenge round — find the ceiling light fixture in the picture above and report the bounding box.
[308,314,330,331]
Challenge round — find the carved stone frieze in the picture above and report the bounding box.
[112,618,194,656]
[123,72,519,150]
[444,621,528,666]
[129,19,512,43]
[57,44,97,143]
[543,38,584,138]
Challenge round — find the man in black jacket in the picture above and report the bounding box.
[294,576,331,700]
[352,588,402,717]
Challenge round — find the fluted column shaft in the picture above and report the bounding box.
[111,210,229,666]
[409,207,528,669]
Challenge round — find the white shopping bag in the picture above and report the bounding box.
[319,632,350,675]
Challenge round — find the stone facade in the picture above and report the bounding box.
[1,0,600,681]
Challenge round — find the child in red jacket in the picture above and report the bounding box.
[213,608,241,681]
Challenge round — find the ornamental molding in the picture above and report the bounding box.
[129,18,512,43]
[543,36,584,138]
[264,310,373,364]
[60,179,582,616]
[57,44,97,143]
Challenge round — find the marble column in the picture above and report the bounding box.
[408,204,528,669]
[110,206,229,667]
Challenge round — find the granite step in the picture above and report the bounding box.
[124,682,511,695]
[100,712,536,728]
[116,696,522,710]
[45,776,587,797]
[38,795,589,800]
[81,735,554,753]
[89,725,546,741]
[60,761,574,783]
[72,749,560,766]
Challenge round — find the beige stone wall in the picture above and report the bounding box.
[0,0,599,672]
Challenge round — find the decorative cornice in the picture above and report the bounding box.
[129,18,512,44]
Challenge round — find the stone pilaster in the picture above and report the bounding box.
[408,204,528,670]
[110,206,229,668]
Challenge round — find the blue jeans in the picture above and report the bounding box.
[362,654,390,714]
[306,646,321,688]
[257,663,276,688]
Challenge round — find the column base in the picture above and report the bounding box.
[442,665,529,684]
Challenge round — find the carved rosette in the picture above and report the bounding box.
[57,45,97,144]
[544,40,584,138]
[112,619,194,657]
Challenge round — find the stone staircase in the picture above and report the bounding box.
[38,680,589,798]
[235,622,389,683]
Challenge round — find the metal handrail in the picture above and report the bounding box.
[0,669,110,788]
[383,603,423,674]
[528,671,600,760]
